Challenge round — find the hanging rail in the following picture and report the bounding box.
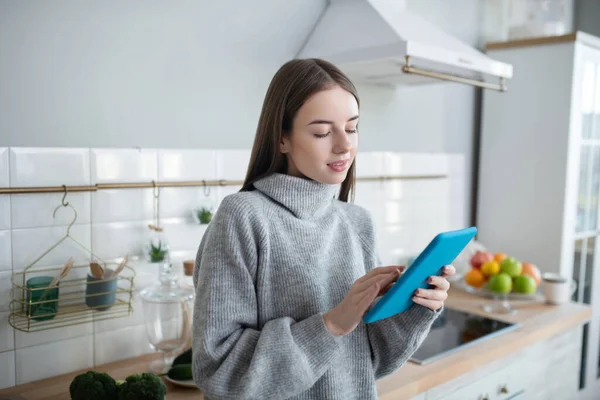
[0,174,447,195]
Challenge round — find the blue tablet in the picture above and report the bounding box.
[363,226,477,323]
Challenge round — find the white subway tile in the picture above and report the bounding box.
[0,196,10,230]
[0,351,15,389]
[12,224,92,271]
[0,231,10,272]
[91,221,150,261]
[9,148,90,187]
[158,149,218,182]
[94,295,145,334]
[0,148,8,187]
[0,271,11,312]
[15,321,93,350]
[217,149,251,181]
[91,189,154,223]
[355,152,384,178]
[15,335,94,384]
[0,312,14,353]
[90,148,157,184]
[11,192,91,229]
[159,187,218,220]
[161,218,208,254]
[94,324,151,366]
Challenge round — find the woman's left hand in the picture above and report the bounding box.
[412,264,456,311]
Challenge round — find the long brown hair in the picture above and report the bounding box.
[240,58,359,202]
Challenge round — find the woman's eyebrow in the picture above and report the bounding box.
[307,115,359,126]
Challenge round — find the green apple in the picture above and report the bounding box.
[500,257,522,278]
[513,275,537,294]
[488,273,513,294]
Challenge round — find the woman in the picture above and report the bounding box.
[192,58,454,399]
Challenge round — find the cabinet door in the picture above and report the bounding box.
[572,42,600,399]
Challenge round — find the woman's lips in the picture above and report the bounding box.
[327,160,349,172]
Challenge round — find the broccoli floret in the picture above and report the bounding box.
[118,372,166,400]
[69,370,118,400]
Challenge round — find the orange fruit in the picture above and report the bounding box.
[494,253,508,263]
[465,268,486,288]
[481,260,501,277]
[521,262,541,286]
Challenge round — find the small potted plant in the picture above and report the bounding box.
[196,206,213,224]
[148,239,169,263]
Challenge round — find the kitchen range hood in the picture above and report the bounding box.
[298,0,513,91]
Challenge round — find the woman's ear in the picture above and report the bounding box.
[280,135,290,154]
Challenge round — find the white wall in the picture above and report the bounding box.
[0,0,482,220]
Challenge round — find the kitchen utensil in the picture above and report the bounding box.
[48,257,74,289]
[112,255,128,278]
[90,261,104,279]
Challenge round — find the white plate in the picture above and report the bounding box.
[165,376,198,389]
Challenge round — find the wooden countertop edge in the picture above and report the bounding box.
[377,304,592,400]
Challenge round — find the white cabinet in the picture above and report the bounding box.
[477,31,600,398]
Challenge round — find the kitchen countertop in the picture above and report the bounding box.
[0,287,592,400]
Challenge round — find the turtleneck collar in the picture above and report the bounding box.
[252,173,340,219]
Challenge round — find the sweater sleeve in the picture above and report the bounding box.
[346,205,441,380]
[192,195,343,399]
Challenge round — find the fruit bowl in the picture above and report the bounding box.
[453,278,543,301]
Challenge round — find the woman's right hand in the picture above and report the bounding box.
[323,266,403,337]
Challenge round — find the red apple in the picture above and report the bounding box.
[470,251,494,270]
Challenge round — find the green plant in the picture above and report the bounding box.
[118,372,166,400]
[69,370,118,400]
[196,207,213,224]
[149,240,168,263]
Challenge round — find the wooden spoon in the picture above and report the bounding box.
[90,262,104,279]
[111,255,128,278]
[48,257,74,288]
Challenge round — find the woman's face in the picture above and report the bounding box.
[281,85,359,184]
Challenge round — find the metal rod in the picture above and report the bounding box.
[402,56,507,92]
[0,175,447,195]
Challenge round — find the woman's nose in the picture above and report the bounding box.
[333,131,353,153]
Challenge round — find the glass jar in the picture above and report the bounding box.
[140,261,195,374]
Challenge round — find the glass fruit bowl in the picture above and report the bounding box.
[453,279,543,301]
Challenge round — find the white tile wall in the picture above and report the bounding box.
[158,149,218,182]
[0,351,15,389]
[160,187,218,221]
[12,224,92,270]
[0,271,12,312]
[9,148,90,187]
[15,335,94,384]
[0,312,14,353]
[92,189,154,223]
[14,322,93,350]
[91,221,152,261]
[90,148,157,184]
[0,230,11,272]
[0,196,10,230]
[11,192,91,229]
[93,324,151,366]
[0,147,466,387]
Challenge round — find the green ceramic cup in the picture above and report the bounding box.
[26,276,59,321]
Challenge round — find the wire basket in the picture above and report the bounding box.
[9,262,136,333]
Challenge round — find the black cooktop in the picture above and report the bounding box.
[409,307,520,365]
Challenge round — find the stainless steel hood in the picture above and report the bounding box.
[298,0,513,91]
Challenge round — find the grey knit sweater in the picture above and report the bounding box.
[192,172,439,399]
